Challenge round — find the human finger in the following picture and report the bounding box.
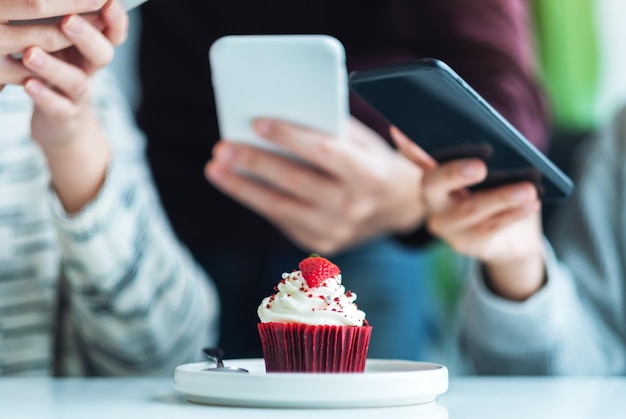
[206,158,353,254]
[0,24,71,56]
[22,46,89,102]
[428,182,539,238]
[100,0,128,47]
[442,201,541,259]
[210,141,341,205]
[389,125,437,170]
[252,118,356,179]
[60,14,114,74]
[0,0,106,21]
[348,117,388,150]
[422,158,487,211]
[23,77,76,118]
[0,55,34,85]
[205,159,321,225]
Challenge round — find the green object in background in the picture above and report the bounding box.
[532,0,600,130]
[428,242,463,324]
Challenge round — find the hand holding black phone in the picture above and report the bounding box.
[349,58,573,202]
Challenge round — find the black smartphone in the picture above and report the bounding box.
[349,58,574,202]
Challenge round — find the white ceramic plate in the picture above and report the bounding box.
[174,359,448,408]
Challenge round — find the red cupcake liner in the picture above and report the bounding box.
[257,322,372,373]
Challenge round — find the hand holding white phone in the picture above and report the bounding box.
[209,34,349,158]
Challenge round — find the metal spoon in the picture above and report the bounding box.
[202,347,249,373]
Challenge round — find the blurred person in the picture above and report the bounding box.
[393,95,626,374]
[0,1,218,376]
[136,0,549,360]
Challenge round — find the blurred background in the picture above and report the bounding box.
[111,0,626,139]
[534,0,626,135]
[532,0,626,182]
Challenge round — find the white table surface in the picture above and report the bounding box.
[1,376,625,419]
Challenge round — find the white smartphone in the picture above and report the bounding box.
[209,34,350,158]
[8,0,149,25]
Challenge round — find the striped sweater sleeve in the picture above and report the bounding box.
[49,71,220,376]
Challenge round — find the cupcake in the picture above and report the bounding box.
[257,255,372,373]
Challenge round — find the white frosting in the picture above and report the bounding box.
[257,270,366,326]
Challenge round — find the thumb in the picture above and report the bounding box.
[423,158,488,211]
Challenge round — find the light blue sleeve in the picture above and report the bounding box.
[461,108,626,375]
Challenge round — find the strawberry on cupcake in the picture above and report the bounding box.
[257,254,371,373]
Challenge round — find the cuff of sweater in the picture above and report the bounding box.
[463,239,574,353]
[48,155,140,293]
[48,156,121,235]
